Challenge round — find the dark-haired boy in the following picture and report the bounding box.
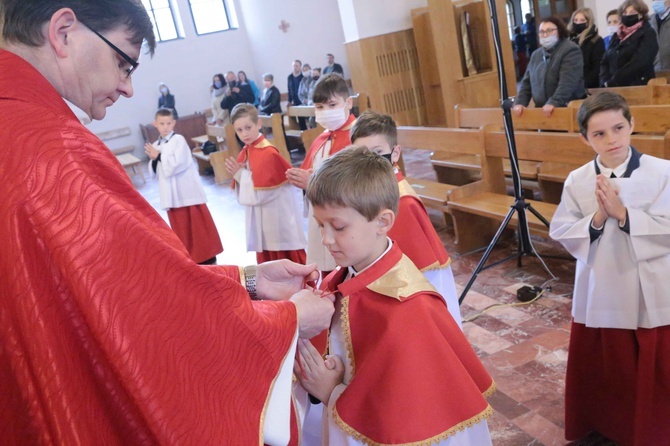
[286,73,356,273]
[550,91,670,445]
[351,110,461,327]
[145,108,223,264]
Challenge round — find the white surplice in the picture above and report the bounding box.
[550,154,670,329]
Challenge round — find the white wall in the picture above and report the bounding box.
[337,0,428,42]
[236,0,348,93]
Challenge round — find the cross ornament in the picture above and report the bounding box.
[278,20,290,33]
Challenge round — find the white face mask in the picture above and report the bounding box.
[315,106,348,131]
[539,35,559,49]
[607,25,619,35]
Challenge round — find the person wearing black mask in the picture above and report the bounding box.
[568,8,605,89]
[600,0,659,87]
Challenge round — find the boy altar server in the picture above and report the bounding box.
[145,108,223,264]
[295,147,494,445]
[550,91,670,445]
[225,103,306,264]
[286,73,356,274]
[351,110,461,327]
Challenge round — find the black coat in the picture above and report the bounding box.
[600,21,659,87]
[158,93,178,119]
[570,29,605,89]
[258,86,282,115]
[220,82,255,112]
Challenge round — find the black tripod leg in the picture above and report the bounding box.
[459,206,517,305]
[527,203,551,228]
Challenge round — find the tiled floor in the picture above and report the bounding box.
[128,147,615,446]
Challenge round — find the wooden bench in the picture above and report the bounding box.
[397,126,485,223]
[191,124,233,184]
[112,145,145,184]
[588,78,670,105]
[140,112,207,150]
[448,127,670,253]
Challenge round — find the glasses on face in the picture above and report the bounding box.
[539,28,558,36]
[86,26,139,78]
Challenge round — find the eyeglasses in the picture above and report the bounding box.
[87,26,139,78]
[538,28,558,36]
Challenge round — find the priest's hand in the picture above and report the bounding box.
[290,291,335,339]
[596,174,627,224]
[256,260,320,301]
[294,339,344,405]
[286,167,313,190]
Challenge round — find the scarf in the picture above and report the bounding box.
[617,20,643,42]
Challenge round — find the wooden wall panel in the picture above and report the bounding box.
[411,8,447,125]
[345,30,427,126]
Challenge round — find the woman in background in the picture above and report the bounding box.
[600,0,658,87]
[210,73,227,125]
[158,83,178,119]
[568,8,605,89]
[238,71,260,107]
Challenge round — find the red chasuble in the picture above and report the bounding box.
[320,243,494,444]
[300,114,356,170]
[238,135,291,189]
[0,50,297,444]
[392,170,451,271]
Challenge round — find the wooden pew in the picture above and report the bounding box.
[448,127,670,253]
[191,124,233,184]
[397,126,485,223]
[140,112,207,150]
[587,78,670,105]
[112,145,145,184]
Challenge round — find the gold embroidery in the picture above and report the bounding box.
[332,404,494,446]
[366,254,437,300]
[482,380,497,398]
[419,257,452,272]
[340,296,355,376]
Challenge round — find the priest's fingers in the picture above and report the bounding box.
[291,290,335,339]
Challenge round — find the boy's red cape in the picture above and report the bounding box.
[300,114,356,170]
[318,242,494,444]
[237,134,291,188]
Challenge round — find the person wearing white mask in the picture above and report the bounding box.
[603,9,621,50]
[600,0,658,87]
[513,16,585,118]
[650,0,670,71]
[286,73,355,275]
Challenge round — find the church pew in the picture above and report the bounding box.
[191,124,233,185]
[396,126,485,224]
[448,128,670,253]
[587,78,670,105]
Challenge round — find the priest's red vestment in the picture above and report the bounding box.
[0,50,297,445]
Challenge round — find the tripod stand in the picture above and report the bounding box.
[458,0,556,305]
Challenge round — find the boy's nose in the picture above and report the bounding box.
[320,228,334,246]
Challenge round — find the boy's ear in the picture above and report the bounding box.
[578,133,591,147]
[375,209,395,234]
[345,97,354,111]
[391,145,402,164]
[629,116,635,134]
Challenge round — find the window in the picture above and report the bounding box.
[506,1,516,39]
[142,0,180,42]
[188,0,239,35]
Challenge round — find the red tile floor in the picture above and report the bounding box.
[130,147,616,445]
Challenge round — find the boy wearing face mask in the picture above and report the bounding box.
[286,73,355,274]
[604,10,621,50]
[350,110,461,328]
[600,0,658,87]
[514,16,585,118]
[650,0,670,71]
